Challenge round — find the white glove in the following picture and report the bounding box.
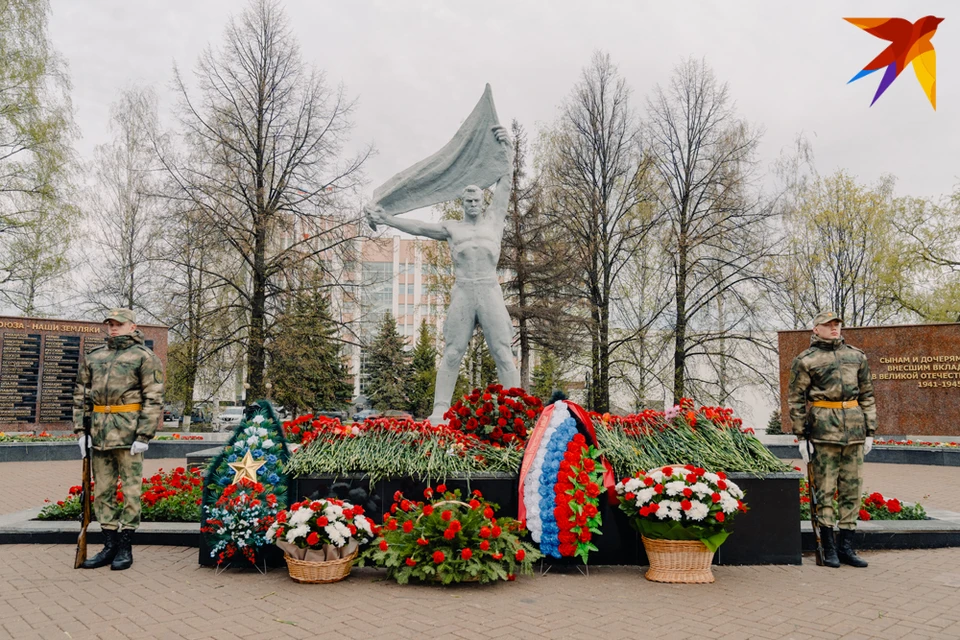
[130,441,149,455]
[863,436,873,455]
[798,439,811,464]
[78,435,92,457]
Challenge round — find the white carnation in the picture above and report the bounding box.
[703,472,720,484]
[290,507,313,526]
[648,470,664,483]
[665,481,686,497]
[286,524,309,543]
[323,504,344,519]
[726,482,744,499]
[355,515,372,535]
[720,492,739,513]
[624,478,643,493]
[687,501,709,521]
[635,487,656,505]
[690,482,711,497]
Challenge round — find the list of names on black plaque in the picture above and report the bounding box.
[84,335,106,354]
[0,334,41,423]
[39,335,81,423]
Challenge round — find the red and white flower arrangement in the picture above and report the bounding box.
[615,465,747,552]
[201,478,280,565]
[266,497,376,562]
[359,485,541,584]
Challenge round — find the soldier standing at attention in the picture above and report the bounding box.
[789,311,876,568]
[74,309,164,570]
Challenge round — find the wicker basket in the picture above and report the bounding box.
[284,549,357,584]
[641,536,715,584]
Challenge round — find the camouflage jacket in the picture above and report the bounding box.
[788,335,877,445]
[73,330,164,450]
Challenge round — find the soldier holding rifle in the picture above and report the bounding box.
[789,311,876,568]
[73,309,164,570]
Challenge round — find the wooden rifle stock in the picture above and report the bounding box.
[805,437,824,566]
[74,384,92,569]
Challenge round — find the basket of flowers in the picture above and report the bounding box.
[359,484,541,584]
[615,464,747,584]
[266,498,376,583]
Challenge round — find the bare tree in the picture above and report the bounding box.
[155,0,371,399]
[500,119,578,388]
[539,51,656,413]
[645,58,777,404]
[81,87,162,315]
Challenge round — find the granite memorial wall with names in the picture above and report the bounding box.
[0,316,168,430]
[778,323,960,437]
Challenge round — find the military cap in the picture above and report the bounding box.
[812,310,843,327]
[103,308,137,324]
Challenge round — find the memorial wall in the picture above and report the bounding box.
[778,323,960,437]
[0,316,168,430]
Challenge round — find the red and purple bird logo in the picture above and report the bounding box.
[845,16,943,110]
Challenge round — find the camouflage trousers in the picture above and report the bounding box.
[92,448,143,531]
[811,442,863,529]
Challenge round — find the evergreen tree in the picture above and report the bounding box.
[267,289,352,414]
[531,351,566,403]
[407,320,437,418]
[366,313,410,411]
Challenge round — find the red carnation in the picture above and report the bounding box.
[479,540,490,551]
[405,557,417,567]
[469,499,481,509]
[715,511,725,523]
[441,510,452,521]
[682,488,693,498]
[654,484,663,494]
[711,492,721,503]
[317,516,329,527]
[433,550,445,564]
[461,548,473,560]
[717,480,727,490]
[450,520,462,533]
[402,521,414,533]
[577,471,589,484]
[417,537,429,546]
[379,539,389,551]
[859,509,871,521]
[578,529,591,542]
[400,500,412,512]
[483,507,494,519]
[492,525,502,538]
[479,526,491,539]
[583,503,599,518]
[662,466,674,476]
[423,487,434,499]
[423,504,434,516]
[492,552,503,560]
[585,483,601,498]
[443,529,456,540]
[515,548,525,561]
[436,484,447,493]
[306,532,319,546]
[680,499,692,511]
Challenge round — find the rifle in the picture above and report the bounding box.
[805,436,824,566]
[74,381,92,569]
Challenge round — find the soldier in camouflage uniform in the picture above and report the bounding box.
[74,309,164,570]
[788,311,876,568]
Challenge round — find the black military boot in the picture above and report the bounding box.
[837,529,868,568]
[110,529,134,571]
[819,526,841,568]
[81,528,119,569]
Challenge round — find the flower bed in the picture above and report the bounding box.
[594,399,788,474]
[0,431,75,442]
[155,434,205,441]
[798,474,926,521]
[873,438,959,448]
[37,466,204,521]
[283,418,524,484]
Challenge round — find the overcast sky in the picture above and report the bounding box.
[49,0,957,203]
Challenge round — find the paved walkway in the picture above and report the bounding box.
[1,460,959,639]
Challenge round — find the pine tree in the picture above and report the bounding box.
[267,289,352,414]
[531,351,566,403]
[407,320,437,418]
[366,313,410,411]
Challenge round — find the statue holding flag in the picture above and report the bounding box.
[364,85,520,423]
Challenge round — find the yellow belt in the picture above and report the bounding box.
[93,403,142,413]
[812,400,859,409]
